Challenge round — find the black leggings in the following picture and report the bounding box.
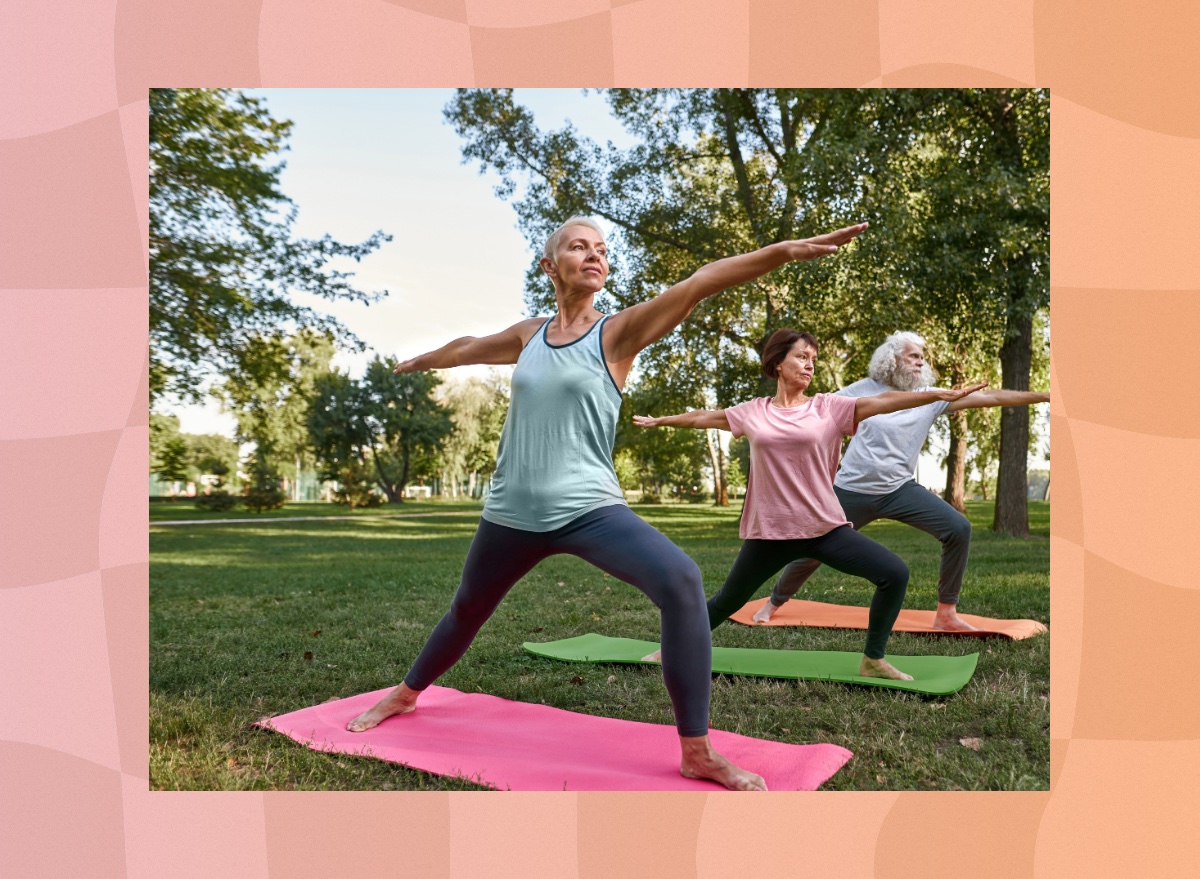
[404,505,713,737]
[707,525,909,659]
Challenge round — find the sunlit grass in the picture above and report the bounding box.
[151,500,1048,790]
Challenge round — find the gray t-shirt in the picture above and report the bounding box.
[831,378,950,495]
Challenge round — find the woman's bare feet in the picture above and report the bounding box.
[641,649,662,662]
[859,656,913,681]
[346,682,421,732]
[679,735,768,791]
[932,603,979,632]
[751,602,781,624]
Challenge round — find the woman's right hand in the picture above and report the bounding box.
[392,357,424,375]
[632,415,664,429]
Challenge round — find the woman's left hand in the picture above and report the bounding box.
[937,382,989,402]
[783,223,869,262]
[632,415,664,429]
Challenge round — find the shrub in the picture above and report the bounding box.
[243,451,286,513]
[194,491,239,512]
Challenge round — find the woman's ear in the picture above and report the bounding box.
[539,256,557,278]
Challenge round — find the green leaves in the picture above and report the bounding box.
[307,360,454,503]
[149,88,391,404]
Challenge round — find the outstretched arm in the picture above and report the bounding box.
[946,389,1050,412]
[854,383,988,425]
[603,223,868,364]
[393,318,547,374]
[633,410,731,431]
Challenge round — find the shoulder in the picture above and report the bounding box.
[725,396,768,425]
[727,396,768,415]
[511,316,551,344]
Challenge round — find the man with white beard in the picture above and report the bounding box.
[752,331,1049,631]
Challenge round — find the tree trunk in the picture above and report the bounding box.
[716,433,730,507]
[942,362,967,512]
[370,445,402,503]
[994,312,1033,536]
[943,408,968,512]
[704,429,729,506]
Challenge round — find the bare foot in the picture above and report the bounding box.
[859,656,913,681]
[932,604,979,632]
[751,602,781,624]
[679,735,768,791]
[641,649,662,663]
[346,682,421,732]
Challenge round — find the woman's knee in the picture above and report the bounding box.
[880,557,909,589]
[943,514,972,546]
[447,591,498,629]
[657,558,707,614]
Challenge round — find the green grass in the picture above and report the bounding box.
[150,500,1049,791]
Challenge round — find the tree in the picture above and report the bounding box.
[307,359,455,503]
[149,88,390,405]
[617,383,710,500]
[218,328,335,494]
[150,414,184,475]
[243,445,286,512]
[436,373,509,498]
[187,433,240,486]
[908,90,1049,533]
[155,436,191,499]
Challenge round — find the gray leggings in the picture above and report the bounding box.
[404,504,713,738]
[772,480,971,607]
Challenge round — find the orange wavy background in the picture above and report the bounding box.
[2,0,1198,875]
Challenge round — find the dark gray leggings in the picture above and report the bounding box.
[772,480,971,607]
[404,504,713,737]
[707,525,909,659]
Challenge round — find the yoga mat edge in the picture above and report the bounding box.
[524,633,979,696]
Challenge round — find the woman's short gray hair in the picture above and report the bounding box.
[543,216,606,260]
[868,331,930,387]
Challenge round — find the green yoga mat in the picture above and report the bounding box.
[523,633,978,696]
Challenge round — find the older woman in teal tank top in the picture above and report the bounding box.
[346,216,868,791]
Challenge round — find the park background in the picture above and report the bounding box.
[2,1,1199,878]
[149,87,1049,513]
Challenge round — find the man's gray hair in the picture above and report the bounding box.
[868,331,937,390]
[543,216,606,260]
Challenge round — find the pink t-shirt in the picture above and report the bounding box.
[725,394,858,540]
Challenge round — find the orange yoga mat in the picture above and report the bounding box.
[729,598,1047,640]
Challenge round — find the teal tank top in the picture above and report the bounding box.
[482,315,627,532]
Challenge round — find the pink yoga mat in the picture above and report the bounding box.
[260,685,852,791]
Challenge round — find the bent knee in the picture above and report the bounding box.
[446,596,495,629]
[657,560,706,614]
[943,515,971,545]
[881,559,909,589]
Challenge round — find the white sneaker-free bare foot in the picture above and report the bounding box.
[751,602,781,624]
[679,735,768,791]
[859,656,913,681]
[641,649,662,663]
[346,682,421,732]
[932,603,979,632]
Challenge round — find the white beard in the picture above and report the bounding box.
[890,364,937,392]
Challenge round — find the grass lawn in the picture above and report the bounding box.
[150,499,1049,791]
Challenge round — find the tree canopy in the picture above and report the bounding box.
[149,88,390,405]
[445,88,1048,522]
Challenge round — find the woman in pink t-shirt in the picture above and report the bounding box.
[635,329,983,680]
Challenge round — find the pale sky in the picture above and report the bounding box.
[162,88,1048,488]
